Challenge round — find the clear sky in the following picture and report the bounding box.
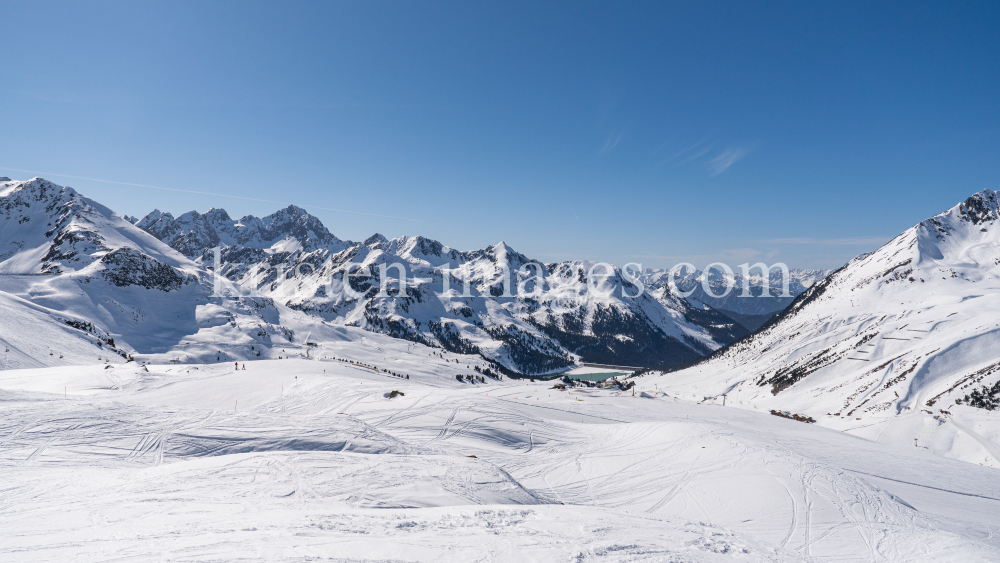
[2,1,998,270]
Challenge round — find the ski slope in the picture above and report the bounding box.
[1,358,997,562]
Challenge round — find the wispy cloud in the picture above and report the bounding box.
[760,237,892,246]
[649,135,679,157]
[599,131,625,155]
[707,147,750,176]
[680,144,714,163]
[655,139,713,167]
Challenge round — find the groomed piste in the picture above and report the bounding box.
[1,347,998,562]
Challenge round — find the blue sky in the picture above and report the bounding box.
[2,1,998,270]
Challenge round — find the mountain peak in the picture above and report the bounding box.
[405,235,446,258]
[489,241,518,257]
[364,233,387,246]
[0,177,83,208]
[136,209,175,229]
[134,200,348,257]
[268,204,309,219]
[203,208,231,222]
[957,189,1000,225]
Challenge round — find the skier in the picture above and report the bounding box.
[235,361,238,371]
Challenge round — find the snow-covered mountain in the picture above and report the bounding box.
[133,201,747,374]
[0,178,382,371]
[0,177,747,374]
[135,205,351,257]
[639,267,831,316]
[0,177,194,279]
[644,189,1000,467]
[0,177,211,362]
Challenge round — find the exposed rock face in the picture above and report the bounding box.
[100,247,187,291]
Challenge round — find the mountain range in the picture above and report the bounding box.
[2,176,999,479]
[0,177,816,374]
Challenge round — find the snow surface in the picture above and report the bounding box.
[1,356,998,561]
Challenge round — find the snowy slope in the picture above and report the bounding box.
[643,190,1000,467]
[0,177,198,277]
[0,177,215,364]
[0,359,997,561]
[0,178,352,368]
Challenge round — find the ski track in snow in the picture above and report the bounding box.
[0,359,997,561]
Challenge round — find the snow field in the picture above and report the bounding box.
[1,359,998,561]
